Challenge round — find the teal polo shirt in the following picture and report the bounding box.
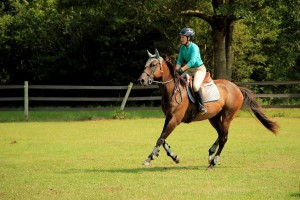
[176,42,203,68]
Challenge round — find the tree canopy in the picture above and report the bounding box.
[0,0,299,85]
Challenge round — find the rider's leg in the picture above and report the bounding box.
[193,66,207,113]
[195,88,207,113]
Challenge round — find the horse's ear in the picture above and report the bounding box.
[155,49,160,59]
[147,50,153,58]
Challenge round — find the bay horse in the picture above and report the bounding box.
[138,49,279,169]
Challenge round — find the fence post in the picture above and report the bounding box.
[24,81,29,120]
[120,82,133,110]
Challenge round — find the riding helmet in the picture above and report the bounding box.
[179,28,195,37]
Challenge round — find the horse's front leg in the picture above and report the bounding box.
[143,138,164,166]
[163,141,180,164]
[143,115,179,166]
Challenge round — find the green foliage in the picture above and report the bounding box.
[230,0,300,83]
[0,0,298,88]
[112,109,129,119]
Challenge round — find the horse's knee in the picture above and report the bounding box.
[224,135,228,140]
[156,138,165,146]
[220,135,228,144]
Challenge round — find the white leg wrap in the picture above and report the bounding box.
[208,155,214,164]
[213,156,220,165]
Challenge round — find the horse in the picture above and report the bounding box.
[138,49,279,169]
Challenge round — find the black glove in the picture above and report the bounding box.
[176,68,183,75]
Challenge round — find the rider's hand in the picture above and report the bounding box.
[176,68,183,75]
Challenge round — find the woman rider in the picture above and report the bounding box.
[176,27,207,114]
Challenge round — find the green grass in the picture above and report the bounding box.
[0,109,165,122]
[0,117,299,199]
[0,108,299,122]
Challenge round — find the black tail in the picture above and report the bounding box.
[240,87,279,134]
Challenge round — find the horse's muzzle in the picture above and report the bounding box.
[138,78,148,86]
[138,74,149,86]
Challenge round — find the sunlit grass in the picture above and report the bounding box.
[0,117,299,199]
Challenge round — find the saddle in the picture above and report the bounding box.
[184,72,220,104]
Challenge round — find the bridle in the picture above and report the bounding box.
[142,58,174,85]
[142,58,183,104]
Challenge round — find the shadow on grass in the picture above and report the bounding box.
[58,164,233,174]
[290,193,300,198]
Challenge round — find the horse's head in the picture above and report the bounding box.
[138,49,164,86]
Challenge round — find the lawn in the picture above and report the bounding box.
[0,117,299,199]
[0,108,299,122]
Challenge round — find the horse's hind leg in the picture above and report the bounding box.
[208,138,219,164]
[208,113,222,166]
[208,111,235,169]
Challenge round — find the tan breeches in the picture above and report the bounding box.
[184,65,207,92]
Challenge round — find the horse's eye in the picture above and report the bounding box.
[151,64,158,68]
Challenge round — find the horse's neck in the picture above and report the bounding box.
[160,62,177,98]
[162,62,173,82]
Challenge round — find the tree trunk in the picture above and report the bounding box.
[212,26,227,79]
[180,1,242,80]
[225,20,234,80]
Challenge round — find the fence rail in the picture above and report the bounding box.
[0,81,299,119]
[1,81,299,102]
[234,81,300,86]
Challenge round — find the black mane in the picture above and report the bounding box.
[161,53,186,85]
[161,54,175,76]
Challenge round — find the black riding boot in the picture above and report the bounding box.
[195,89,207,114]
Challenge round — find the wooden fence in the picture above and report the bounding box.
[0,81,299,119]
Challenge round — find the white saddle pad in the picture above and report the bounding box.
[185,74,220,103]
[203,81,220,103]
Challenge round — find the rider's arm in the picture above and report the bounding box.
[176,46,184,69]
[181,65,189,71]
[186,44,199,68]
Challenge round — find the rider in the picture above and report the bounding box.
[176,27,207,114]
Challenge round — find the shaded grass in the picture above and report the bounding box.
[0,118,299,199]
[0,108,299,122]
[0,109,165,122]
[237,108,300,118]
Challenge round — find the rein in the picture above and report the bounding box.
[151,79,174,84]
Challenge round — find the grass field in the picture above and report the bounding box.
[0,108,299,122]
[0,113,299,199]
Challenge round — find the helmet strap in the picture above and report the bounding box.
[185,36,190,46]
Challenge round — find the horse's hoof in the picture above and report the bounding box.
[174,156,180,164]
[143,161,151,166]
[207,164,214,170]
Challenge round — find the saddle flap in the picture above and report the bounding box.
[185,71,212,89]
[203,72,212,83]
[184,72,220,104]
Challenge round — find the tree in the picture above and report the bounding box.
[0,0,298,87]
[267,0,300,81]
[180,0,243,80]
[179,0,297,80]
[231,0,300,82]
